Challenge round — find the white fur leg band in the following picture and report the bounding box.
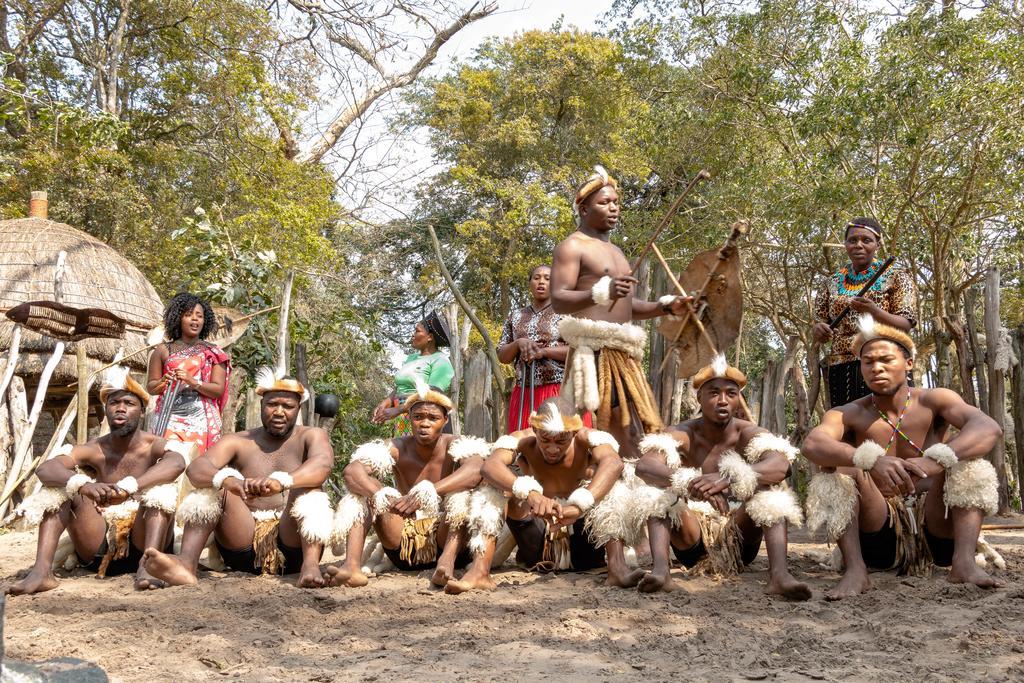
[640,433,681,468]
[943,458,998,516]
[66,473,95,497]
[591,276,612,306]
[805,472,858,543]
[333,493,368,542]
[177,488,222,526]
[269,471,294,490]
[746,486,803,528]
[372,486,401,515]
[852,440,885,471]
[212,467,244,490]
[15,488,70,526]
[670,467,701,496]
[291,490,334,545]
[586,480,644,547]
[115,477,139,495]
[924,443,958,470]
[468,486,507,555]
[409,479,441,518]
[443,490,472,528]
[567,487,595,514]
[744,432,799,464]
[512,476,543,501]
[139,483,178,514]
[718,451,758,501]
[351,440,396,479]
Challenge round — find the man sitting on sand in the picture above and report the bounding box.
[142,368,335,588]
[327,381,489,588]
[8,367,188,594]
[802,315,1003,599]
[634,355,810,600]
[446,397,638,594]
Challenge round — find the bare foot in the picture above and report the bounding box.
[141,548,197,586]
[134,564,166,591]
[766,571,811,601]
[324,564,368,587]
[949,562,1002,589]
[6,568,60,595]
[824,566,871,601]
[605,567,645,588]
[430,565,453,588]
[637,570,677,594]
[444,572,497,594]
[298,562,326,588]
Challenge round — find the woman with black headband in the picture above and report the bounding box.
[812,217,917,407]
[372,310,455,435]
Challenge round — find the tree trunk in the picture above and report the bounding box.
[947,318,977,406]
[747,377,762,426]
[934,326,953,389]
[295,344,313,427]
[760,361,775,430]
[463,351,493,439]
[965,286,988,409]
[444,304,462,435]
[244,388,261,430]
[1011,325,1024,510]
[769,337,799,435]
[790,357,810,444]
[0,397,9,484]
[221,368,247,435]
[983,267,1009,513]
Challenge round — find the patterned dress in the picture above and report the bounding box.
[814,259,917,407]
[156,341,231,453]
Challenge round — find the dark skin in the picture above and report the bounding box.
[146,304,227,399]
[497,266,570,366]
[812,226,912,344]
[802,339,1003,599]
[141,391,334,589]
[372,322,439,423]
[6,392,187,595]
[327,402,483,588]
[634,378,809,599]
[445,427,633,594]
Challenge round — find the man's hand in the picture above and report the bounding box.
[390,494,421,518]
[244,477,284,498]
[554,504,582,529]
[905,456,943,481]
[707,492,730,515]
[849,296,880,315]
[869,456,925,497]
[80,482,123,506]
[222,477,248,500]
[665,295,696,317]
[609,275,638,302]
[812,322,833,344]
[687,472,730,501]
[517,338,544,362]
[526,491,562,521]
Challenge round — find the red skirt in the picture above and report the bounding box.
[506,382,592,434]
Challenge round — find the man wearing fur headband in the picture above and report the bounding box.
[142,368,335,588]
[445,397,637,594]
[802,315,1003,599]
[634,355,810,600]
[550,165,694,459]
[327,381,489,588]
[8,367,189,594]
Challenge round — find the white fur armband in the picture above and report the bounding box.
[163,439,194,465]
[718,451,758,501]
[658,294,677,307]
[670,467,701,496]
[212,467,244,490]
[409,479,441,518]
[943,458,998,516]
[372,486,401,514]
[744,432,799,464]
[351,440,396,479]
[567,487,595,513]
[177,488,222,525]
[493,434,519,452]
[290,490,334,545]
[587,430,620,453]
[746,487,803,529]
[852,440,885,471]
[65,473,95,497]
[591,276,612,306]
[640,433,680,468]
[449,435,490,462]
[923,443,958,470]
[269,471,294,490]
[512,475,543,501]
[139,483,178,514]
[115,476,139,495]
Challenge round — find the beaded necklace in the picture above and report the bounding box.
[836,259,885,296]
[871,390,923,455]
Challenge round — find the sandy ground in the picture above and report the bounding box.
[2,520,1024,683]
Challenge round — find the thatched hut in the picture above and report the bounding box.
[0,193,164,435]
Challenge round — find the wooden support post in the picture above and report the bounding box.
[1010,325,1024,509]
[983,267,1009,513]
[295,343,312,427]
[444,304,462,435]
[76,345,88,444]
[275,271,295,378]
[0,326,21,401]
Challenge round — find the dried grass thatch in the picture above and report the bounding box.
[0,217,164,377]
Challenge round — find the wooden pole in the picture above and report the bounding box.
[275,271,295,378]
[1011,325,1024,510]
[76,346,88,443]
[965,286,988,409]
[295,343,312,427]
[983,267,1009,513]
[444,304,463,435]
[0,326,21,401]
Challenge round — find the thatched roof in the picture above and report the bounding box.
[0,217,164,381]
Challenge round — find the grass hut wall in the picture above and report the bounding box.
[0,197,164,466]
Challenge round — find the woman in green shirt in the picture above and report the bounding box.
[372,311,455,435]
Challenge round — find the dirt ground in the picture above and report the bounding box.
[2,520,1024,683]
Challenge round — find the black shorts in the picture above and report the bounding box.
[859,514,955,570]
[80,535,174,577]
[381,541,471,572]
[215,536,307,575]
[507,517,606,571]
[672,538,708,569]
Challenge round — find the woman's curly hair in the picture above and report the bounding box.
[163,292,217,341]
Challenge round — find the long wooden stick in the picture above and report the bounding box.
[276,271,295,378]
[0,326,21,400]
